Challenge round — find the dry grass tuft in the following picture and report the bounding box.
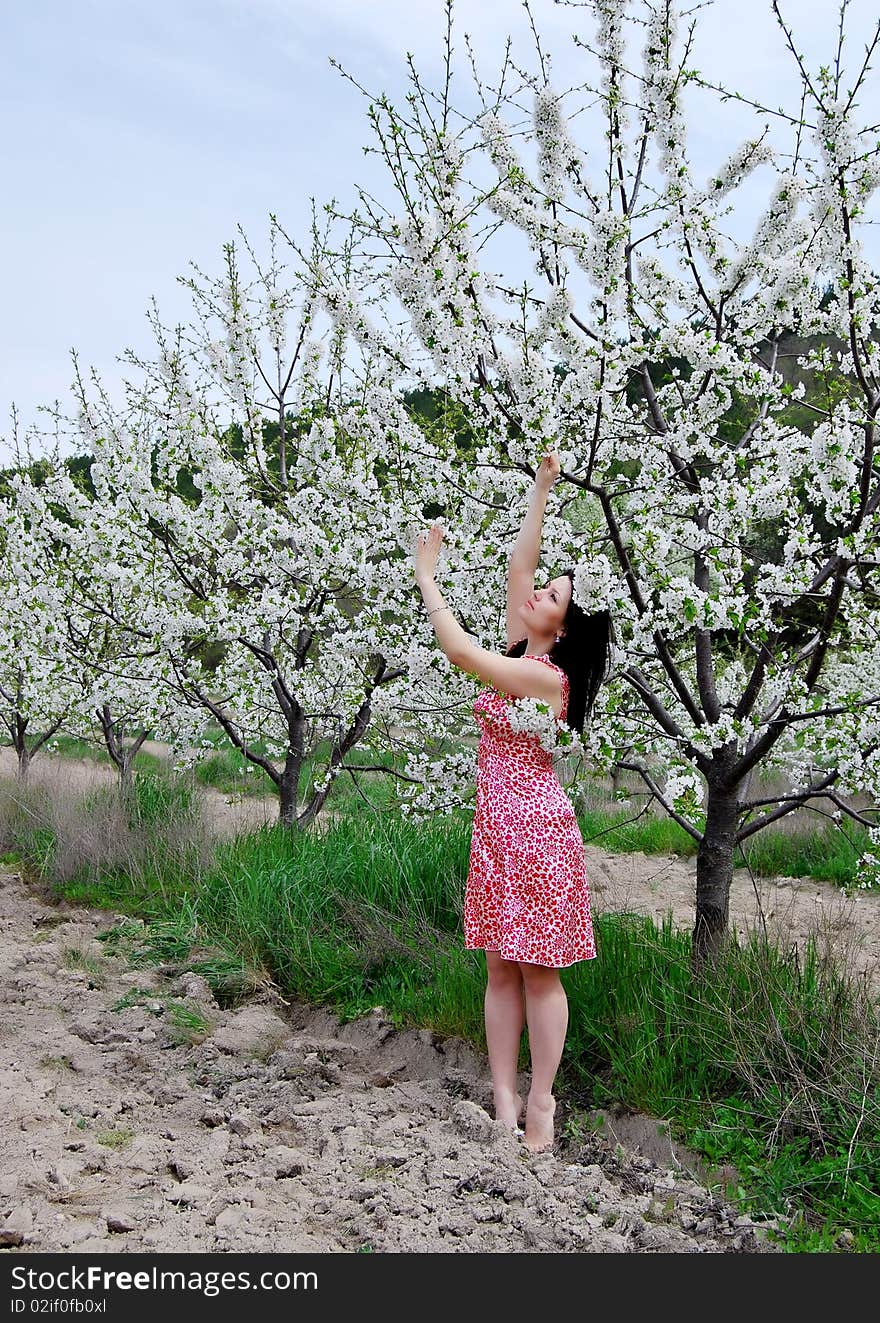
[0,767,214,892]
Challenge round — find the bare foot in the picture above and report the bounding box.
[495,1090,524,1133]
[524,1094,556,1152]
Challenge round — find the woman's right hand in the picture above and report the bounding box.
[535,450,561,491]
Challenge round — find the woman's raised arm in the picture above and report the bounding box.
[506,453,560,649]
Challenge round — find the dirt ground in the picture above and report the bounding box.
[0,872,784,1254]
[1,747,878,1254]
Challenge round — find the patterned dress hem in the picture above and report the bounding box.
[465,941,597,970]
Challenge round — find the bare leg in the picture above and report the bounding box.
[484,951,525,1129]
[519,962,568,1152]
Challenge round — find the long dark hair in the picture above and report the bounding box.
[505,570,614,734]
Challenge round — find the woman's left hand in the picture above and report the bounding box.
[414,522,444,585]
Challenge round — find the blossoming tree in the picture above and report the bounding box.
[33,229,498,827]
[320,0,880,961]
[0,479,79,779]
[1,451,193,788]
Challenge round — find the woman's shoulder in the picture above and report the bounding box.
[528,655,568,719]
[534,655,569,684]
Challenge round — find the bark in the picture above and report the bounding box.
[13,713,29,781]
[278,755,302,829]
[693,771,740,970]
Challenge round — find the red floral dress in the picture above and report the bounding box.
[464,655,596,968]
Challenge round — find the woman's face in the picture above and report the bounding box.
[521,575,571,637]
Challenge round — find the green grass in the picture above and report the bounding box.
[94,1126,135,1150]
[61,946,106,987]
[126,769,195,826]
[48,734,113,762]
[194,747,276,796]
[739,821,876,890]
[39,1054,75,1072]
[98,905,257,1008]
[188,813,473,1026]
[579,804,697,854]
[165,999,213,1044]
[192,740,880,895]
[560,912,880,1250]
[313,746,418,816]
[109,985,213,1044]
[194,725,253,752]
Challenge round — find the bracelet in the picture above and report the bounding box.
[427,605,451,618]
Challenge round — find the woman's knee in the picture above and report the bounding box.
[517,960,562,992]
[486,950,523,985]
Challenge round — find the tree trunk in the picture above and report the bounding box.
[97,707,148,798]
[117,753,135,805]
[279,761,300,829]
[692,778,740,970]
[13,713,29,781]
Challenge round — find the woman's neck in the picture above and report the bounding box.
[524,633,554,657]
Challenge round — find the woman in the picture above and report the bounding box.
[413,450,613,1153]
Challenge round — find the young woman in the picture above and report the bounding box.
[413,451,613,1153]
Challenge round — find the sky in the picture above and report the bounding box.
[2,0,879,460]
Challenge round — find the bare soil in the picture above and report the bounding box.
[1,873,781,1254]
[2,747,878,1254]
